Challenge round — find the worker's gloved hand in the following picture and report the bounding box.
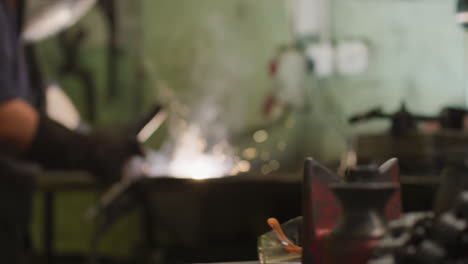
[24,116,144,183]
[86,130,144,182]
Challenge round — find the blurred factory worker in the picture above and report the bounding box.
[0,0,142,262]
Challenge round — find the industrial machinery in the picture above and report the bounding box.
[301,158,401,264]
[369,174,468,264]
[262,158,468,264]
[369,192,468,263]
[349,105,468,211]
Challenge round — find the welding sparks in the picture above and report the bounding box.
[169,153,233,180]
[145,123,249,180]
[260,151,271,161]
[242,147,258,160]
[269,160,280,171]
[261,164,272,175]
[277,141,287,152]
[213,141,229,156]
[253,130,269,143]
[260,160,281,175]
[237,160,251,173]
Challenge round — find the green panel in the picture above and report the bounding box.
[142,0,289,130]
[305,0,466,161]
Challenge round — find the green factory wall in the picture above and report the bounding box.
[30,0,466,257]
[303,0,466,161]
[141,0,301,165]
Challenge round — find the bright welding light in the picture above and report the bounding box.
[237,160,251,173]
[169,154,232,180]
[242,148,257,160]
[146,123,237,180]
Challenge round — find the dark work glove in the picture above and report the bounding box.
[24,115,144,183]
[84,130,144,182]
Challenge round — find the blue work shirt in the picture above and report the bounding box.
[0,0,33,105]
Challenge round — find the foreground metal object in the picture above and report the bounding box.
[324,183,396,264]
[302,158,402,264]
[370,191,468,263]
[368,167,468,263]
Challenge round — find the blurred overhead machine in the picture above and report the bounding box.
[22,0,96,43]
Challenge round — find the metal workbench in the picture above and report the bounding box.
[36,169,304,263]
[35,168,441,263]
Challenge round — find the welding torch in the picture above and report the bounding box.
[85,104,168,220]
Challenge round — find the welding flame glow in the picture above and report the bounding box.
[168,125,233,180]
[146,123,249,180]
